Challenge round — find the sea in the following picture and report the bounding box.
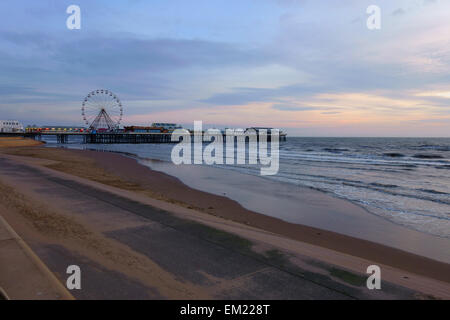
[44,136,450,239]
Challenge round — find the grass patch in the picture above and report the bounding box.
[181,222,254,252]
[329,267,366,287]
[264,249,289,266]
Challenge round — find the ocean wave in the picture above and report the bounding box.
[410,144,450,152]
[279,173,450,206]
[398,164,418,170]
[417,188,449,195]
[435,165,450,170]
[279,152,447,168]
[383,153,405,158]
[369,182,399,188]
[350,185,450,206]
[413,154,445,159]
[322,148,350,153]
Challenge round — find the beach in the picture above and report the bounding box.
[0,138,449,299]
[140,158,450,263]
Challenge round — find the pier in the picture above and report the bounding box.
[83,133,173,144]
[22,132,175,144]
[14,131,287,144]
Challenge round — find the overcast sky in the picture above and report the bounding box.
[0,0,449,136]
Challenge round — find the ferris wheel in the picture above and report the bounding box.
[81,89,123,131]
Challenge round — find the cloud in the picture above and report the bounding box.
[201,84,323,106]
[321,111,341,115]
[0,31,274,103]
[392,8,406,16]
[1,1,450,136]
[53,37,270,74]
[424,0,437,5]
[271,104,316,111]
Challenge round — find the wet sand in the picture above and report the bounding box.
[0,137,44,148]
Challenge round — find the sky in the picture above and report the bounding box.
[0,0,449,136]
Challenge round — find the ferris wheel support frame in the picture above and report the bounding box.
[81,89,123,132]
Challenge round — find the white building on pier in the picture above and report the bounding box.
[0,120,24,133]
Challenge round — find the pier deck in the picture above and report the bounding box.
[1,132,287,144]
[25,132,175,144]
